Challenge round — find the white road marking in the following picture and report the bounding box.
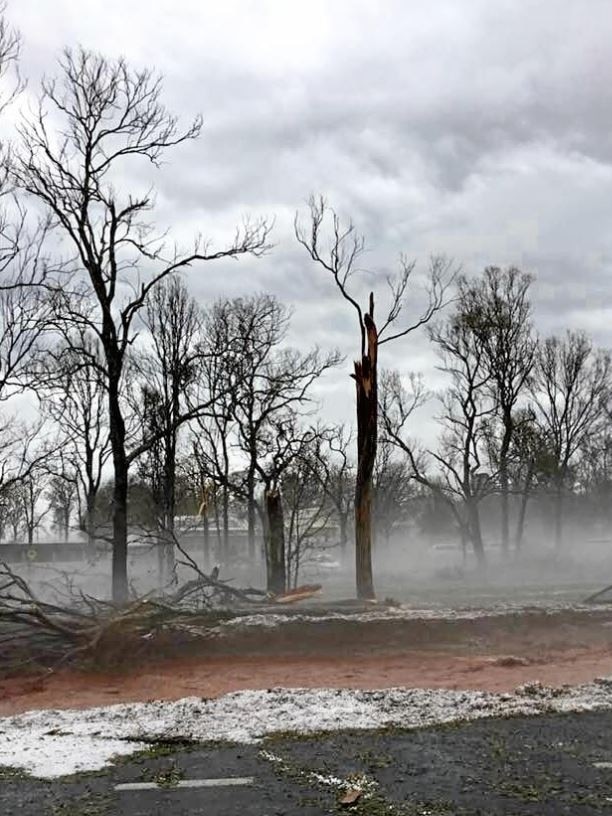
[116,777,254,791]
[594,762,612,769]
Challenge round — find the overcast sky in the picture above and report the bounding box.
[9,0,612,438]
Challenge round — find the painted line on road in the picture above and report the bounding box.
[594,762,612,769]
[116,777,254,791]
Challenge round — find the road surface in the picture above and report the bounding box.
[4,709,612,814]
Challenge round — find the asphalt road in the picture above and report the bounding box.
[5,710,612,814]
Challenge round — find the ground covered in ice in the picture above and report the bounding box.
[3,679,612,778]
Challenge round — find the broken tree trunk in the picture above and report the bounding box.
[265,487,287,595]
[352,295,378,600]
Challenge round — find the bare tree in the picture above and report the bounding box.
[381,316,494,565]
[136,276,203,583]
[13,48,271,601]
[20,468,50,546]
[189,296,261,561]
[312,425,354,553]
[0,3,21,118]
[459,267,536,555]
[373,436,414,547]
[576,429,612,533]
[188,439,231,568]
[296,196,453,598]
[0,228,59,498]
[428,312,497,563]
[0,481,24,541]
[507,409,547,550]
[253,416,324,594]
[37,326,111,550]
[531,331,610,550]
[380,369,465,543]
[282,438,335,588]
[46,474,76,542]
[195,293,339,569]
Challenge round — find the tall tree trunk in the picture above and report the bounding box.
[222,485,229,564]
[554,480,564,551]
[467,497,486,565]
[514,466,534,551]
[353,301,378,600]
[459,523,469,564]
[108,375,129,604]
[213,489,222,561]
[202,512,210,569]
[86,499,96,562]
[499,468,509,555]
[265,487,286,595]
[339,512,348,554]
[499,414,513,556]
[160,433,177,586]
[247,466,256,561]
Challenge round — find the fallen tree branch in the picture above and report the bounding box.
[0,556,271,675]
[583,584,612,604]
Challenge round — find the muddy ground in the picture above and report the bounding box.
[2,605,612,716]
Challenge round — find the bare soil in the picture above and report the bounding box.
[2,606,612,716]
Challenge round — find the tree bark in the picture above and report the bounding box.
[554,480,563,550]
[108,373,129,604]
[265,487,286,595]
[159,431,177,586]
[467,497,486,565]
[222,485,229,564]
[85,498,96,556]
[353,302,378,600]
[499,466,510,555]
[499,413,513,556]
[339,512,348,553]
[202,512,210,570]
[514,466,533,551]
[247,467,256,561]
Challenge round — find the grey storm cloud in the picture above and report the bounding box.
[7,0,612,431]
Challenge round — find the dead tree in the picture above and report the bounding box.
[0,227,58,499]
[13,48,271,602]
[296,196,452,598]
[282,443,334,589]
[428,313,498,563]
[37,325,111,550]
[45,474,76,542]
[189,297,253,562]
[381,332,494,566]
[0,5,21,117]
[20,468,50,545]
[136,276,204,584]
[507,409,545,550]
[380,370,462,533]
[195,294,339,568]
[312,425,354,554]
[255,417,323,594]
[531,331,610,550]
[459,268,535,555]
[373,435,414,547]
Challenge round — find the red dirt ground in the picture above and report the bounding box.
[2,608,612,716]
[1,645,611,716]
